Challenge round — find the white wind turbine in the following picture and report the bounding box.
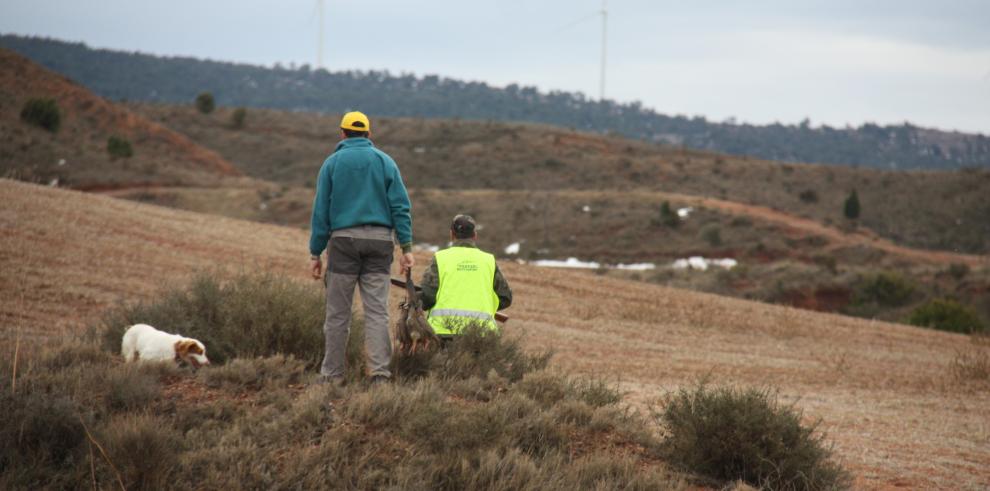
[314,0,326,69]
[599,0,607,101]
[554,1,609,100]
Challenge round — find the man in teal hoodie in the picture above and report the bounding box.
[309,111,414,384]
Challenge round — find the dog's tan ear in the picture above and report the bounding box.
[189,343,204,355]
[174,340,191,358]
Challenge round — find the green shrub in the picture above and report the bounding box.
[104,364,161,410]
[908,298,984,333]
[852,272,915,307]
[798,189,819,203]
[658,384,849,490]
[107,135,134,158]
[658,201,680,228]
[195,92,215,114]
[97,271,325,367]
[20,97,61,132]
[700,224,722,247]
[0,392,84,474]
[230,107,247,128]
[432,323,552,382]
[843,190,860,220]
[99,414,180,491]
[947,263,969,280]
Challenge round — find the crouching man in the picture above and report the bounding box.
[420,215,512,340]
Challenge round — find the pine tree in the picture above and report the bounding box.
[659,201,679,228]
[195,92,215,114]
[844,190,860,220]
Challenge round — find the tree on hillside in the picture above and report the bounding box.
[107,135,133,158]
[20,98,61,132]
[843,190,860,220]
[659,201,679,228]
[231,107,247,129]
[195,92,215,114]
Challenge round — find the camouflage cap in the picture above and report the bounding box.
[450,214,476,238]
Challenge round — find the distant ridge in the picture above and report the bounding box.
[2,34,988,170]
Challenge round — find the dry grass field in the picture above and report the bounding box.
[2,178,987,489]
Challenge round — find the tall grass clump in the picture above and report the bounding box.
[96,271,325,367]
[657,383,850,490]
[392,322,552,383]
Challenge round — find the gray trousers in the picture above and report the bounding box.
[320,226,395,379]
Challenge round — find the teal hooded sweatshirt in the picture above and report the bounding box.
[309,137,412,256]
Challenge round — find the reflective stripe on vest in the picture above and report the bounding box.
[427,246,499,335]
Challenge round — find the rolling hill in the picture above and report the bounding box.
[1,178,987,489]
[129,103,990,257]
[0,48,240,189]
[2,34,988,170]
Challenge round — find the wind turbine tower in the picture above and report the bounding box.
[317,0,325,69]
[599,0,607,100]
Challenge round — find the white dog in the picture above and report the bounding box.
[121,323,210,368]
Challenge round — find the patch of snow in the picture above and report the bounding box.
[614,263,656,271]
[677,207,693,218]
[259,202,268,211]
[504,242,521,255]
[671,256,737,271]
[531,257,601,269]
[57,159,66,166]
[48,178,59,187]
[582,205,591,213]
[413,146,426,154]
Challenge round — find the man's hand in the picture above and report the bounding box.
[399,252,415,275]
[310,256,323,280]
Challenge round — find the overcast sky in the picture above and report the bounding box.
[2,0,988,133]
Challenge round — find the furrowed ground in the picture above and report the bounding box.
[2,179,987,488]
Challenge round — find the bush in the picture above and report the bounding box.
[843,190,860,220]
[700,224,722,247]
[852,272,914,307]
[231,107,247,129]
[658,201,680,228]
[20,98,61,132]
[97,271,325,367]
[428,323,552,382]
[799,189,819,203]
[99,414,180,491]
[195,92,215,114]
[107,135,134,158]
[908,298,984,334]
[104,364,161,410]
[658,384,849,490]
[947,263,969,280]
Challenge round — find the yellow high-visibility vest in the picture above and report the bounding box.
[427,246,500,335]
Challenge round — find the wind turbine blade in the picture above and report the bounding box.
[552,11,599,34]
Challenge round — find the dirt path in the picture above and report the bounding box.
[444,189,985,267]
[655,191,986,267]
[3,179,988,489]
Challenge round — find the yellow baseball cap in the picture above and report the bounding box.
[340,111,371,132]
